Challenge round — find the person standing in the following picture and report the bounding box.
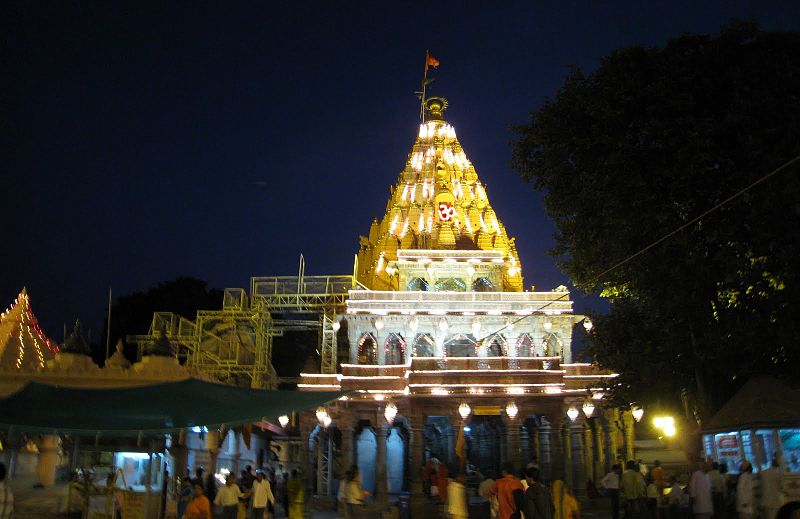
[601,465,621,519]
[0,463,13,519]
[479,471,499,519]
[489,462,525,519]
[689,462,713,519]
[736,461,755,519]
[250,471,275,519]
[447,470,469,519]
[177,478,193,519]
[185,484,212,519]
[651,461,665,493]
[621,460,647,519]
[523,467,554,519]
[708,462,725,519]
[345,466,370,519]
[215,475,243,519]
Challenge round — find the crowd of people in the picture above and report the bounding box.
[177,464,304,519]
[598,458,794,519]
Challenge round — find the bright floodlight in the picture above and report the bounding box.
[278,415,290,428]
[567,406,580,422]
[384,402,398,423]
[458,402,471,420]
[506,402,519,419]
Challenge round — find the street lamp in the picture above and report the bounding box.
[583,318,593,331]
[438,319,449,332]
[543,321,553,331]
[582,400,596,418]
[374,318,384,331]
[505,402,519,419]
[458,402,471,420]
[567,406,580,422]
[384,402,398,424]
[278,415,290,428]
[632,406,644,422]
[331,320,341,332]
[316,407,328,425]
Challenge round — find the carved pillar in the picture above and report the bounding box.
[584,422,594,485]
[171,430,190,480]
[622,411,635,462]
[205,430,220,477]
[570,421,586,497]
[230,431,242,476]
[347,325,360,364]
[503,416,521,473]
[375,420,388,504]
[605,410,621,466]
[339,411,354,470]
[593,419,606,480]
[409,412,426,502]
[545,411,565,482]
[539,420,553,482]
[38,435,60,487]
[564,421,573,487]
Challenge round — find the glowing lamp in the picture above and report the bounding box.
[467,266,476,276]
[315,407,328,425]
[409,318,419,332]
[583,318,593,331]
[567,406,580,422]
[582,400,596,418]
[438,319,449,332]
[632,406,644,422]
[384,402,398,424]
[543,321,553,331]
[458,402,471,420]
[278,415,290,428]
[331,320,341,332]
[374,318,384,331]
[373,393,385,401]
[323,415,332,429]
[505,402,519,419]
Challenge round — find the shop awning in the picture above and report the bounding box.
[0,378,344,436]
[703,376,800,432]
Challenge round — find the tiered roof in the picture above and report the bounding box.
[356,97,524,291]
[0,289,59,370]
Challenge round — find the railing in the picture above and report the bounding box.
[410,356,561,371]
[348,291,571,303]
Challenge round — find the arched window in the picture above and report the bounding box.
[542,333,562,358]
[516,334,534,357]
[407,277,429,291]
[485,335,507,357]
[445,334,477,357]
[358,333,377,364]
[434,278,466,292]
[412,334,435,357]
[472,277,495,292]
[385,333,406,364]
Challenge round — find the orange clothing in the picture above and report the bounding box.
[651,466,665,489]
[185,495,212,519]
[490,475,524,519]
[437,464,449,503]
[562,492,580,519]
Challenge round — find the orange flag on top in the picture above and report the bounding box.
[455,425,466,467]
[425,50,440,72]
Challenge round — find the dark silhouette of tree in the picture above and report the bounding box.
[511,21,800,424]
[100,277,223,363]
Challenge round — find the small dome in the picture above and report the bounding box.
[61,320,91,356]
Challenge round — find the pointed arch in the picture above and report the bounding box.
[358,333,377,364]
[542,333,563,358]
[516,334,534,357]
[445,333,477,357]
[385,333,406,365]
[411,334,435,358]
[485,334,507,356]
[433,278,467,292]
[472,277,495,292]
[407,277,429,291]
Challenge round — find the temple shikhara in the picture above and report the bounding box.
[1,95,637,517]
[296,97,634,512]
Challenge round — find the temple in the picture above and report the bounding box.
[297,98,634,514]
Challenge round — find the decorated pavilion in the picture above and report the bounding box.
[297,98,637,513]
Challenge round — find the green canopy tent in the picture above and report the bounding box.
[0,378,344,436]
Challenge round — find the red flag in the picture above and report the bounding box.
[425,50,440,72]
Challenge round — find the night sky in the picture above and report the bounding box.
[5,1,799,339]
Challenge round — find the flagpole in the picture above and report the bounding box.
[420,50,429,123]
[105,286,112,360]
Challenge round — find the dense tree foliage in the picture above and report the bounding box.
[511,22,800,423]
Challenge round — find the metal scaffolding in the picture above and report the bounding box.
[129,258,366,387]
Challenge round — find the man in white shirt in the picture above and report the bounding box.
[250,471,276,519]
[214,475,243,519]
[708,462,726,519]
[601,465,621,519]
[761,460,783,519]
[689,462,713,519]
[0,463,13,519]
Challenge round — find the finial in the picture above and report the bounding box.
[424,97,448,121]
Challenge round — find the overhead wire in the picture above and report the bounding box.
[477,152,800,343]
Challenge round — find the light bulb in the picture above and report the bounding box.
[323,415,332,428]
[505,402,519,419]
[567,407,580,422]
[583,318,593,331]
[409,318,419,332]
[438,319,448,332]
[384,402,398,423]
[458,402,471,420]
[316,407,328,425]
[543,321,552,331]
[632,406,644,422]
[331,320,341,332]
[582,400,595,418]
[374,318,384,331]
[278,415,290,428]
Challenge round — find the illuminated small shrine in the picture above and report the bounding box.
[298,98,636,513]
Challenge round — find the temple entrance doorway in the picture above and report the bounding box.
[464,416,505,477]
[355,422,377,494]
[386,424,409,494]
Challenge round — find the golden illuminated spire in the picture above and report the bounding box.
[357,98,524,291]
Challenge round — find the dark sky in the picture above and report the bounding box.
[4,1,799,339]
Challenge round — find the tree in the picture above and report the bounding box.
[101,277,223,363]
[511,21,800,423]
